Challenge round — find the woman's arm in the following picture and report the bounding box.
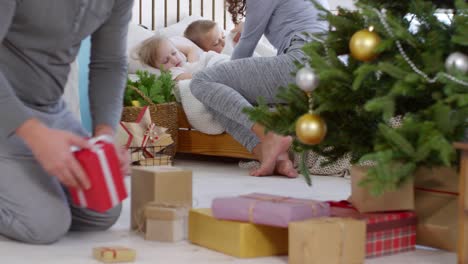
[231,0,279,60]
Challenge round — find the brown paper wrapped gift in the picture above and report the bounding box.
[131,166,192,231]
[145,204,189,242]
[289,218,366,264]
[189,209,288,258]
[93,247,136,263]
[414,166,458,251]
[349,165,414,213]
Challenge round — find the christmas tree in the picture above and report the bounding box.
[246,0,468,195]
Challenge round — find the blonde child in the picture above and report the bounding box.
[137,35,199,81]
[184,20,226,54]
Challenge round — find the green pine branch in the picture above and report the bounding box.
[245,0,468,193]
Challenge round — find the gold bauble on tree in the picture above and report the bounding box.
[295,112,327,145]
[349,26,381,62]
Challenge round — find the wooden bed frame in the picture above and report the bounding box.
[176,105,254,159]
[134,0,254,159]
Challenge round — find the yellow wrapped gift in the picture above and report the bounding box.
[188,209,288,258]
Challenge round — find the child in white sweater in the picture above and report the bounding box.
[137,35,200,81]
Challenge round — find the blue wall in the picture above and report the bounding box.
[78,37,92,132]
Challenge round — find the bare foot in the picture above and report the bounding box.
[250,133,292,177]
[274,153,299,178]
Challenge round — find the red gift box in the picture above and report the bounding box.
[328,201,417,258]
[69,136,127,213]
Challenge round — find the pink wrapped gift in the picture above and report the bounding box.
[211,193,330,227]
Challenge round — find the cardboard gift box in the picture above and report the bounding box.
[69,136,127,213]
[188,209,288,258]
[212,193,330,228]
[131,166,192,231]
[349,165,414,213]
[93,246,136,263]
[145,204,189,242]
[329,201,417,258]
[289,218,366,264]
[414,166,459,251]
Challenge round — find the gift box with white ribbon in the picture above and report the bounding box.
[69,136,127,213]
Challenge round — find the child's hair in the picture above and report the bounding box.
[138,35,168,69]
[184,20,217,48]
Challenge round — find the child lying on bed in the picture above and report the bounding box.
[184,20,226,54]
[184,20,274,57]
[138,35,231,82]
[137,35,201,81]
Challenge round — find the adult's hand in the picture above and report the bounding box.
[94,124,130,176]
[16,119,91,189]
[231,22,244,44]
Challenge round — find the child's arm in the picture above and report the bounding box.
[175,43,199,63]
[175,73,192,81]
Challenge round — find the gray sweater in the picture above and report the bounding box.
[0,0,133,140]
[232,0,329,60]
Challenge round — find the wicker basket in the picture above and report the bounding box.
[121,86,178,158]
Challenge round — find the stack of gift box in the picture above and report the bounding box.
[188,192,412,263]
[185,165,459,263]
[90,145,457,263]
[130,166,193,242]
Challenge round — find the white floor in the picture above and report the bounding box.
[0,156,456,264]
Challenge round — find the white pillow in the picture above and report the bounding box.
[127,23,159,74]
[127,23,154,56]
[159,15,207,37]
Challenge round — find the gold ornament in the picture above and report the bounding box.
[295,112,327,145]
[349,26,381,62]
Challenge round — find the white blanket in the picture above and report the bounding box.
[176,51,230,134]
[126,24,277,134]
[177,36,277,134]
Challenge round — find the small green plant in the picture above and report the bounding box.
[124,70,176,106]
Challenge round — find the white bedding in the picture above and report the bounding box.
[176,51,231,134]
[126,19,277,134]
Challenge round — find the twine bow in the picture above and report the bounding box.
[143,123,160,145]
[242,194,323,223]
[134,201,191,235]
[100,248,118,259]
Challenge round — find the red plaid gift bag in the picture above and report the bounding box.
[329,201,417,258]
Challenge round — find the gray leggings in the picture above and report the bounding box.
[190,36,307,152]
[0,101,121,244]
